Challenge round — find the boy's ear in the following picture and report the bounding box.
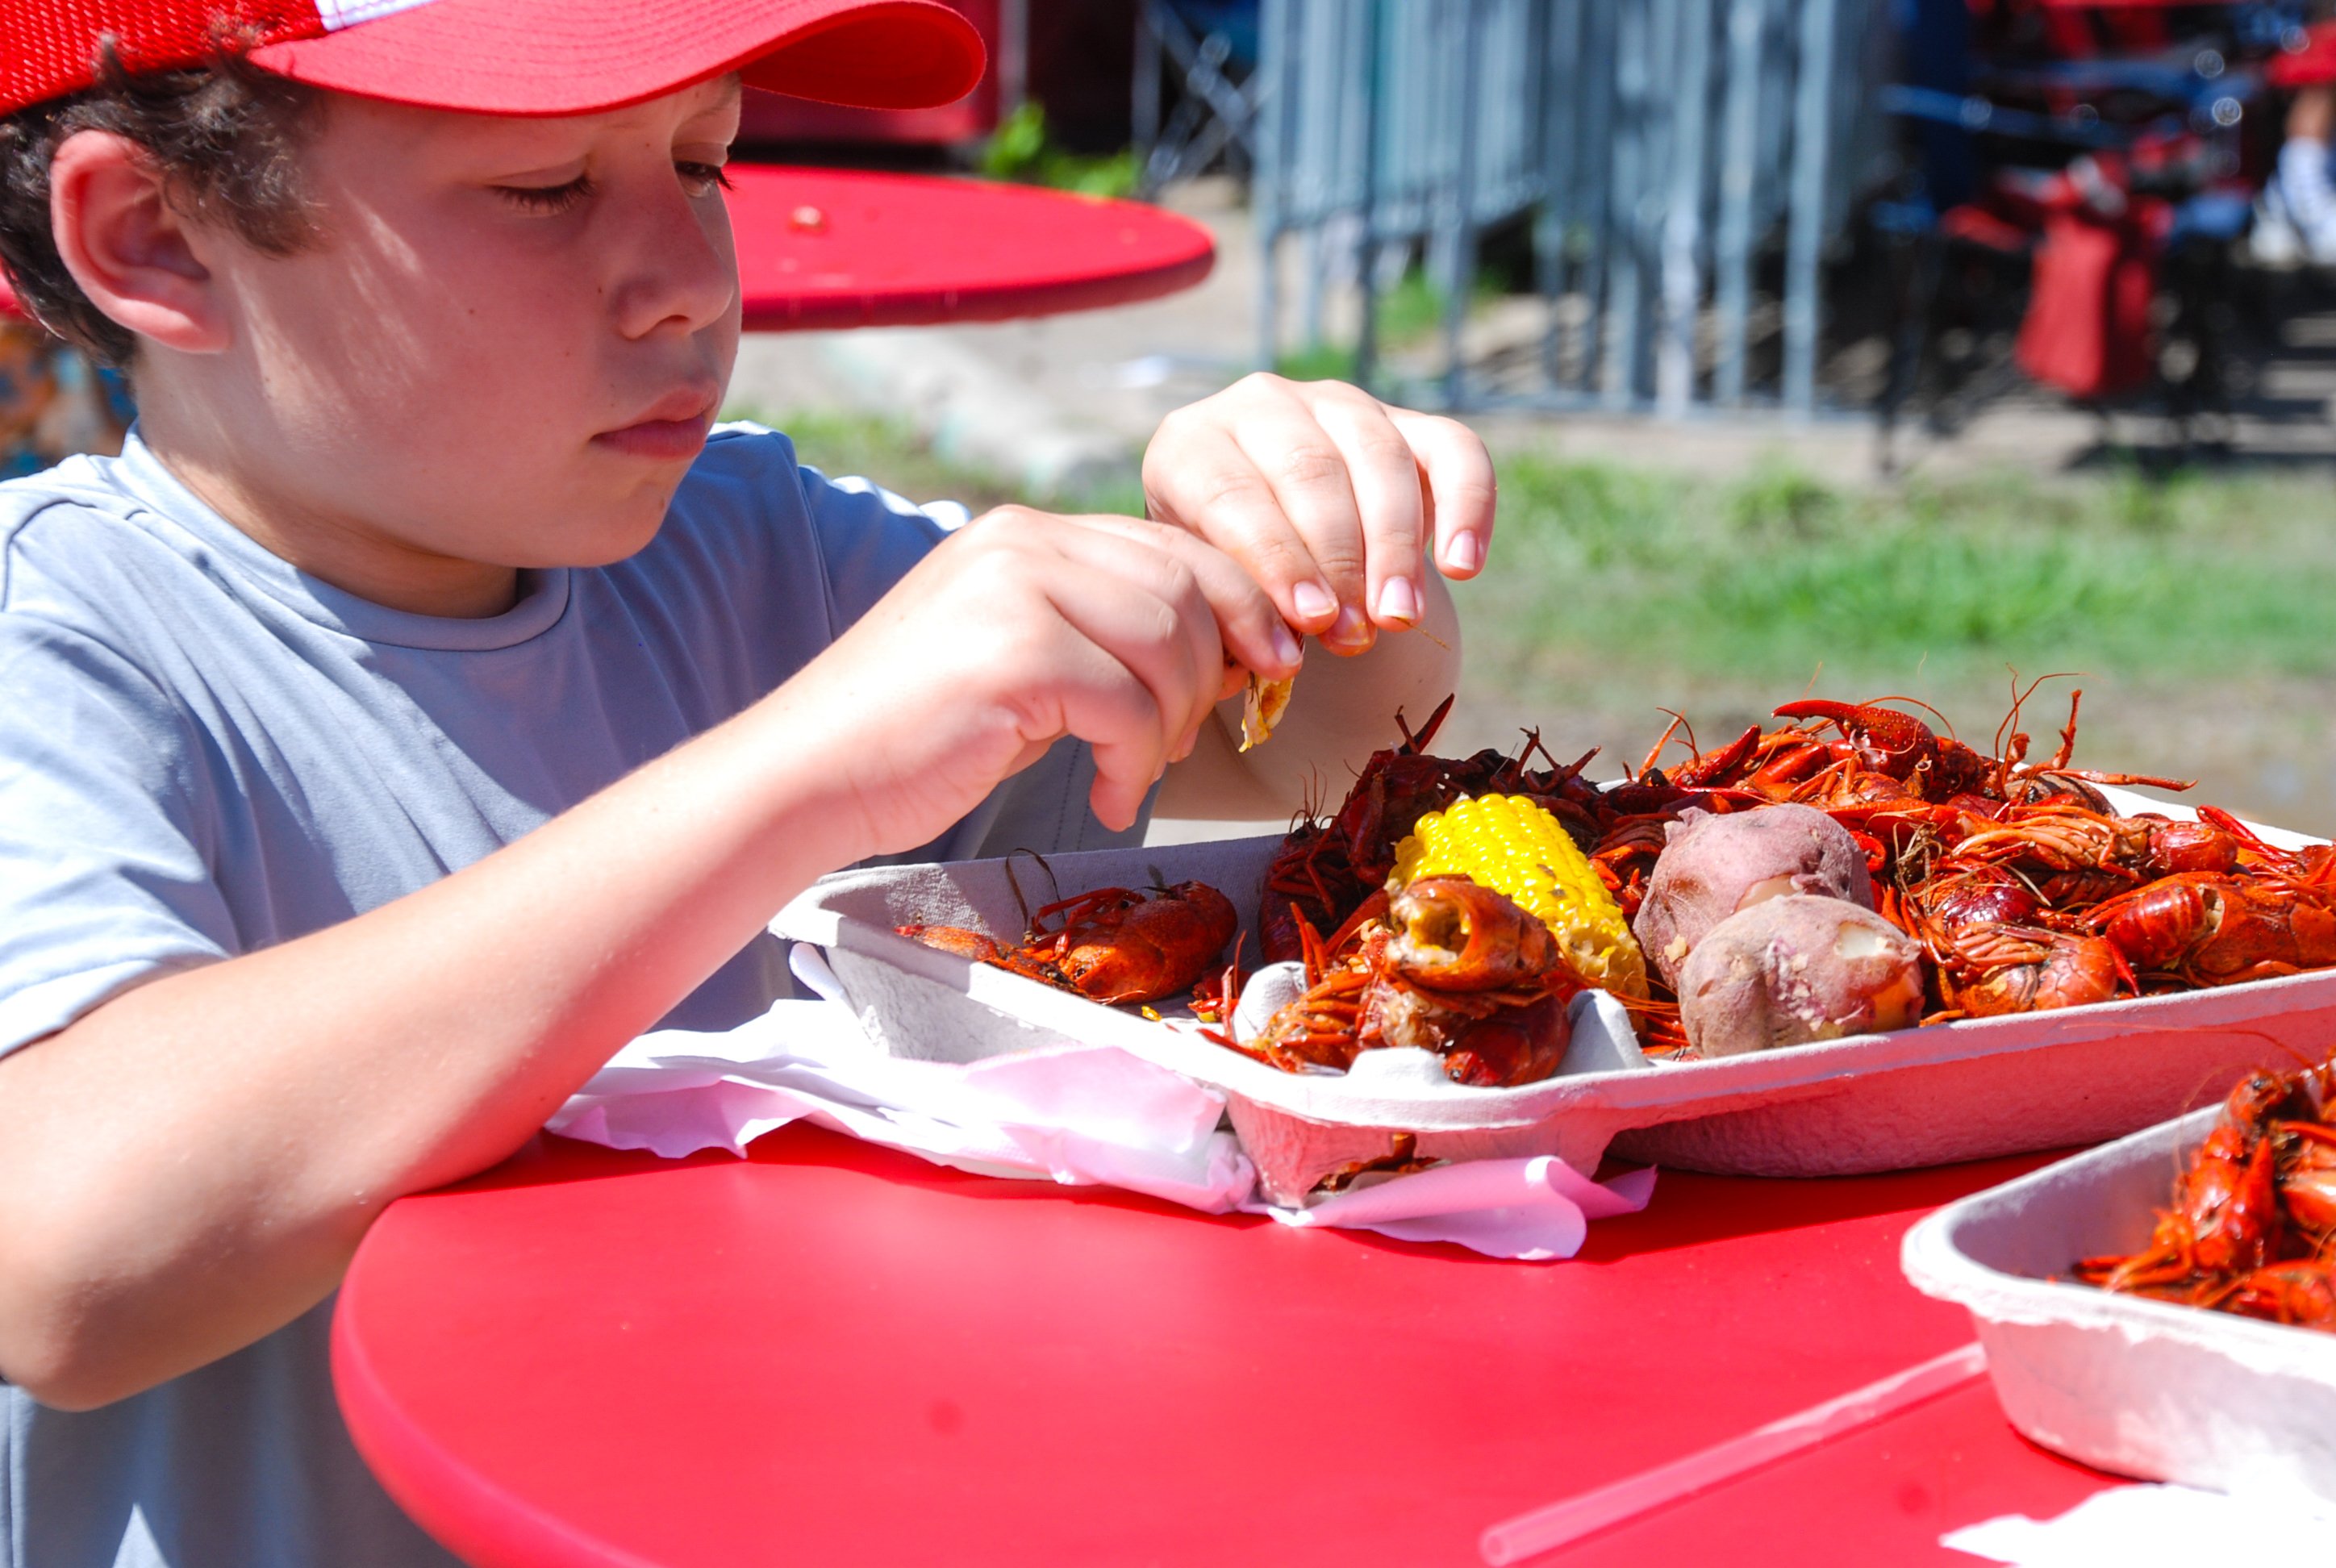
[48,130,228,355]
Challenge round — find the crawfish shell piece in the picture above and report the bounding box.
[899,924,1013,966]
[1241,669,1296,751]
[1356,974,1573,1087]
[1383,877,1559,990]
[1441,990,1573,1087]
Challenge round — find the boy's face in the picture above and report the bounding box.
[164,77,743,590]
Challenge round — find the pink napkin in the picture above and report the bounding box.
[546,951,1652,1261]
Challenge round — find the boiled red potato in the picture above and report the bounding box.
[1675,895,1924,1057]
[1633,804,1873,988]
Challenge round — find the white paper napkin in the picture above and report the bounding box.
[544,948,1653,1260]
[1944,1482,2336,1566]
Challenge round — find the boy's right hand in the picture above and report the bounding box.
[786,507,1301,853]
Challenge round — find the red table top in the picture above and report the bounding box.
[334,1127,2121,1568]
[0,168,1215,330]
[727,165,1214,330]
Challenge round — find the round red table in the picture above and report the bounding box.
[333,1126,2121,1568]
[0,167,1214,328]
[727,165,1212,329]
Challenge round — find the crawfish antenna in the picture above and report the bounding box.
[2050,687,2084,772]
[1633,711,1689,782]
[1395,693,1458,755]
[1511,728,1562,774]
[1002,849,1061,931]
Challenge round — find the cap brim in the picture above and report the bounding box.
[248,0,985,116]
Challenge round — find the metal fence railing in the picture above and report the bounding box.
[1249,0,1893,415]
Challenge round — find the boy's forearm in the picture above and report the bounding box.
[0,686,870,1409]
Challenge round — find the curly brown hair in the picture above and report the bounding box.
[0,50,321,369]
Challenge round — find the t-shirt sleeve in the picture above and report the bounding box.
[794,459,964,630]
[0,613,234,1057]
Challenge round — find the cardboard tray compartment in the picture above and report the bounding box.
[773,808,2336,1194]
[1903,1106,2336,1502]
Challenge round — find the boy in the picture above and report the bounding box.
[0,2,1491,1564]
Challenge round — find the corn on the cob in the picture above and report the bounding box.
[1390,794,1649,999]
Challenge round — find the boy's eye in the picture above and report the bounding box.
[678,161,734,198]
[496,173,596,214]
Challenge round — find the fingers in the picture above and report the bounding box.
[945,510,1299,824]
[1041,515,1297,765]
[1030,628,1175,832]
[824,503,1315,848]
[1387,407,1498,579]
[1037,526,1224,768]
[1065,513,1301,684]
[1144,374,1496,657]
[1306,387,1430,633]
[1147,396,1360,648]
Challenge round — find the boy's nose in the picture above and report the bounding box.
[607,184,738,341]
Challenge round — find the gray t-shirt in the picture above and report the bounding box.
[0,424,1141,1568]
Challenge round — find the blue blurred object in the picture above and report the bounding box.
[2169,189,2253,244]
[2,321,134,476]
[1134,0,1263,194]
[1897,0,1975,208]
[1164,0,1257,69]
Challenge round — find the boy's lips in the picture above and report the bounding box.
[594,391,718,461]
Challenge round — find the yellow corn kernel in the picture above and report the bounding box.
[1391,794,1649,999]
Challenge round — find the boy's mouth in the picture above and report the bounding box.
[594,389,719,462]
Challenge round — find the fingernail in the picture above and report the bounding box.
[1292,581,1337,623]
[1270,621,1303,669]
[1329,603,1371,648]
[1375,577,1420,625]
[1444,532,1483,573]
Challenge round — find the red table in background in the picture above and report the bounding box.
[334,1127,2121,1568]
[730,165,1212,328]
[0,167,1215,329]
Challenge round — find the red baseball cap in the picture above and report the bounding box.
[1,0,986,119]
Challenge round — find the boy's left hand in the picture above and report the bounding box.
[1141,373,1495,658]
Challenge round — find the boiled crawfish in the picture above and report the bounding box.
[1235,877,1584,1088]
[1950,802,2238,890]
[2088,872,2336,988]
[1766,699,1997,803]
[2075,1062,2336,1331]
[899,881,1237,1007]
[1926,921,2134,1018]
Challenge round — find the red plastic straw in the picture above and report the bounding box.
[1478,1341,1988,1564]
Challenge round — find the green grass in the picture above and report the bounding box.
[745,404,2336,695]
[745,407,1146,518]
[1274,269,1483,383]
[719,405,2336,825]
[978,102,1141,200]
[1461,455,2336,695]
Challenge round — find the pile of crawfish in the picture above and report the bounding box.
[2076,1057,2336,1332]
[1260,682,2336,1058]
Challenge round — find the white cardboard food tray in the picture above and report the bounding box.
[771,786,2336,1195]
[1903,1104,2336,1503]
